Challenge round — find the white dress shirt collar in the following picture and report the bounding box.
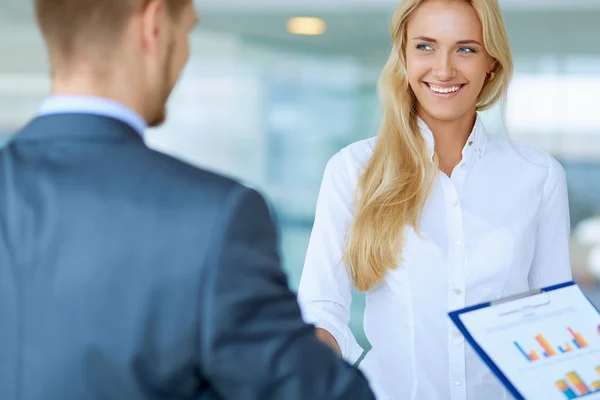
[417,114,488,163]
[39,95,147,137]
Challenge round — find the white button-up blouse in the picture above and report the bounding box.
[298,117,572,400]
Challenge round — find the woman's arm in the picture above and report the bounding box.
[297,151,365,364]
[529,156,572,288]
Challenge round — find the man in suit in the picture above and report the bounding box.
[0,0,375,399]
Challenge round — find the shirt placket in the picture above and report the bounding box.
[444,158,469,400]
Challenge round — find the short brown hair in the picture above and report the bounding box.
[35,0,189,62]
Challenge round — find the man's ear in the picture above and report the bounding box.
[139,0,168,55]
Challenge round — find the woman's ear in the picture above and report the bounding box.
[488,59,498,74]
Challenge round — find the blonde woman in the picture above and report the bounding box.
[298,0,571,398]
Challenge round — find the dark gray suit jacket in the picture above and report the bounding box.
[0,114,374,400]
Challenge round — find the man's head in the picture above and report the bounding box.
[35,0,198,126]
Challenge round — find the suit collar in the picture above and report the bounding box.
[15,113,144,143]
[38,96,147,137]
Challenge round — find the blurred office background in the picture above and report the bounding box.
[1,0,599,346]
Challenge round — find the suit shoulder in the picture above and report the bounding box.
[113,146,266,228]
[141,147,246,199]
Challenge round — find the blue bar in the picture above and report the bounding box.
[573,339,581,349]
[544,352,548,358]
[559,346,565,353]
[514,341,530,361]
[563,388,578,399]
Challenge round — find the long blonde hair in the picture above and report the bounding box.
[344,0,514,292]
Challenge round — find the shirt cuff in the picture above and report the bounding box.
[301,307,365,365]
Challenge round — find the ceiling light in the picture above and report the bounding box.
[286,17,326,36]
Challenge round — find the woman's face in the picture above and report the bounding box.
[405,0,496,123]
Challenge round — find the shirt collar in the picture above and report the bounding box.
[418,114,488,163]
[38,95,147,137]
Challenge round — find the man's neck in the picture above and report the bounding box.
[50,67,146,120]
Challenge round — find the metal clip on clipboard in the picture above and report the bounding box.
[490,288,551,316]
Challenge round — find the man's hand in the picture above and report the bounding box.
[316,328,341,355]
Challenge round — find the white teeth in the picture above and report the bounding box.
[428,84,461,93]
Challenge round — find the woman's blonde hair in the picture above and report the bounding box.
[344,0,514,292]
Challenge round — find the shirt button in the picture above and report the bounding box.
[455,241,462,247]
[454,331,462,338]
[455,289,462,295]
[452,200,459,207]
[455,380,462,386]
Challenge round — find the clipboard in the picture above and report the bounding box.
[449,281,600,400]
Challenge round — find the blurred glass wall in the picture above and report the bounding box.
[1,1,599,346]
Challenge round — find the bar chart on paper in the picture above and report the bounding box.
[514,326,590,361]
[455,284,600,400]
[507,323,600,399]
[555,366,600,399]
